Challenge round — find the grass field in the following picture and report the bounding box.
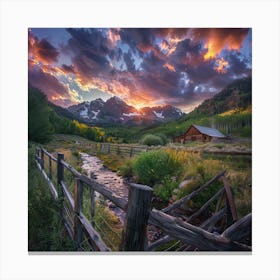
[29,133,251,250]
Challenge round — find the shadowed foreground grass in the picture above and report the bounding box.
[28,144,76,251]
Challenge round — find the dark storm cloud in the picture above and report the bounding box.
[36,39,59,63]
[28,67,69,100]
[226,51,251,76]
[28,32,59,64]
[123,51,136,73]
[61,64,75,74]
[119,28,155,52]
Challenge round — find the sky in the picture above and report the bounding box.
[28,28,252,113]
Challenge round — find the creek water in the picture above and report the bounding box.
[79,152,128,224]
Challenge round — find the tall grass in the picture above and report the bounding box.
[118,148,251,216]
[28,144,76,251]
[31,139,123,251]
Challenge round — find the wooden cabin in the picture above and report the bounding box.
[173,124,226,143]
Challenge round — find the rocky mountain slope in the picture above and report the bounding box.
[67,96,184,125]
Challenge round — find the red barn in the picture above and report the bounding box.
[173,124,226,143]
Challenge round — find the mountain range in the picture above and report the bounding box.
[67,96,184,126]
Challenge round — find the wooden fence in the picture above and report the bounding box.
[78,141,251,157]
[80,142,160,157]
[35,146,252,251]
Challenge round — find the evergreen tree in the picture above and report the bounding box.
[28,86,53,143]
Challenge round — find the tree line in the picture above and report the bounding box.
[28,86,105,143]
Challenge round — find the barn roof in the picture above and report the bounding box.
[192,124,225,138]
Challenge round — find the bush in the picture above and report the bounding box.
[118,159,134,178]
[140,134,163,146]
[154,178,178,202]
[155,133,169,145]
[133,150,182,187]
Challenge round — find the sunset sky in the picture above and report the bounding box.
[28,28,252,112]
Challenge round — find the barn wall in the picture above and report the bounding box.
[186,126,201,136]
[173,126,216,143]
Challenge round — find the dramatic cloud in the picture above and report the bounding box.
[190,28,249,60]
[28,28,251,112]
[28,32,59,64]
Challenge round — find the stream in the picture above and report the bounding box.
[79,152,128,224]
[79,152,162,242]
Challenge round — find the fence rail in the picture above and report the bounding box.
[34,146,251,252]
[77,141,251,157]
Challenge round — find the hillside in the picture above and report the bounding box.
[48,101,76,120]
[28,85,105,143]
[190,77,251,117]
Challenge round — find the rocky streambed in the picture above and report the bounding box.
[80,152,128,224]
[79,152,162,243]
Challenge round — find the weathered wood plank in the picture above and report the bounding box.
[42,148,57,162]
[79,213,110,251]
[63,216,74,240]
[121,183,153,251]
[179,208,226,251]
[61,159,81,178]
[40,148,44,170]
[63,203,74,226]
[57,153,65,218]
[186,187,225,223]
[200,207,226,231]
[149,209,250,251]
[74,178,83,249]
[48,155,52,179]
[57,153,64,185]
[222,213,252,242]
[221,175,238,222]
[41,168,58,200]
[163,170,226,213]
[148,235,175,251]
[61,181,74,210]
[90,172,95,228]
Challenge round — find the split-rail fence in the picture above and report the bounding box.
[35,146,252,251]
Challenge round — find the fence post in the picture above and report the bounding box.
[74,178,83,250]
[57,153,64,216]
[90,172,95,228]
[108,143,110,154]
[49,155,52,179]
[40,148,44,169]
[130,147,133,157]
[57,153,64,184]
[120,183,153,251]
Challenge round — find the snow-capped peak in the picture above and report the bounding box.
[153,110,165,119]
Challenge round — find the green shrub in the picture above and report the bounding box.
[118,159,135,178]
[140,134,163,146]
[133,150,182,187]
[240,127,252,137]
[154,178,178,202]
[155,133,169,145]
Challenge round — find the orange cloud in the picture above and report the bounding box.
[214,58,229,74]
[163,62,176,72]
[191,29,249,60]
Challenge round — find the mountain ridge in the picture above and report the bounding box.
[67,96,184,126]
